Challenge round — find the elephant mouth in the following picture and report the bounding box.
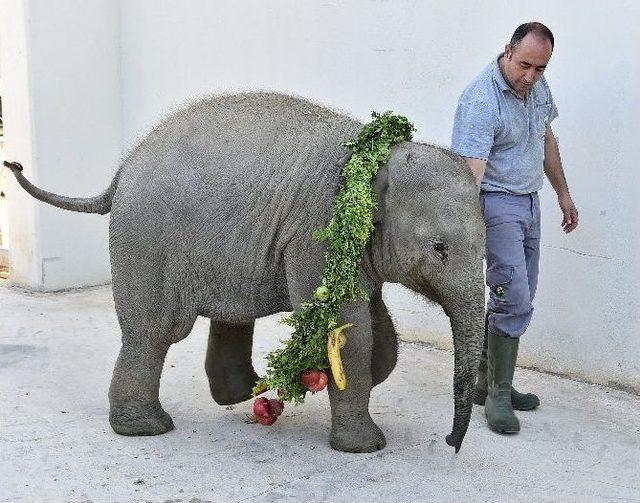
[401,262,441,305]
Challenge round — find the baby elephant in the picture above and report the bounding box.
[4,92,484,453]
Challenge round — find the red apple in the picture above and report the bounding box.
[252,397,281,425]
[256,414,277,425]
[253,397,272,418]
[269,399,284,417]
[300,369,329,393]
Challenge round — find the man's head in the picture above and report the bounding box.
[500,22,554,97]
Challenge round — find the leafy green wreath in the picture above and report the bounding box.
[252,111,415,411]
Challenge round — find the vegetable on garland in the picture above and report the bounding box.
[251,111,414,422]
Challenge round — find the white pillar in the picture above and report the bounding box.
[0,0,121,289]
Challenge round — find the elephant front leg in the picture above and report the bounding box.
[328,300,387,453]
[284,248,385,453]
[205,320,259,405]
[369,288,398,387]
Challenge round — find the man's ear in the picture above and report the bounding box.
[373,165,388,224]
[504,44,512,59]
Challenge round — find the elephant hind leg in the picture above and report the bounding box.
[205,320,259,405]
[109,339,175,436]
[109,282,197,436]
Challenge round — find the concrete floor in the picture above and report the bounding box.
[1,284,639,503]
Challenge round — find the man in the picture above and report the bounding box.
[451,22,579,434]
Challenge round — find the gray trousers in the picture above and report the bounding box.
[480,191,541,339]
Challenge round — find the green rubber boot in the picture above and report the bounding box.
[474,317,540,411]
[485,331,520,434]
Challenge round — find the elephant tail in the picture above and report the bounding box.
[3,160,122,215]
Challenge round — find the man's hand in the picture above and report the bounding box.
[463,157,487,190]
[558,193,579,233]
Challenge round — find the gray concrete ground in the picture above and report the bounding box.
[1,284,639,503]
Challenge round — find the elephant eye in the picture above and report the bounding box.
[433,240,448,261]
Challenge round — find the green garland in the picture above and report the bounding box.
[253,111,415,404]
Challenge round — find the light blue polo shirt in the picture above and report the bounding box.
[451,55,558,194]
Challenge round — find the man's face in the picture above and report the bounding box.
[501,33,553,96]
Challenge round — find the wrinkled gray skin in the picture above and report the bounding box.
[5,92,485,453]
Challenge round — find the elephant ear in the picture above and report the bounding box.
[373,165,389,224]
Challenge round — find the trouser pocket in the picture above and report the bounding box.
[486,266,514,304]
[486,264,534,338]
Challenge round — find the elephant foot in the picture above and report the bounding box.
[109,399,175,436]
[330,415,387,453]
[209,368,260,406]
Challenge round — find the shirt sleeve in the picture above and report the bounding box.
[541,76,559,124]
[548,92,559,124]
[451,99,497,161]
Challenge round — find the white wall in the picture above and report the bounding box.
[1,0,637,390]
[0,0,39,285]
[0,0,121,289]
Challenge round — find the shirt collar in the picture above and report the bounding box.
[492,53,514,93]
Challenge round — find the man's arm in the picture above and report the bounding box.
[544,126,579,233]
[451,98,495,189]
[462,157,487,189]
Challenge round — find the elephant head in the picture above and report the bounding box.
[370,141,485,451]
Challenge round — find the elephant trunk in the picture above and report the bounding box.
[443,293,484,453]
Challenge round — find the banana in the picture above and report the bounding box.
[327,323,353,391]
